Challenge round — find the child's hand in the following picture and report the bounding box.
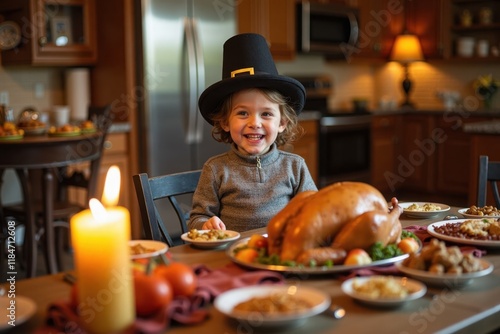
[202,216,226,230]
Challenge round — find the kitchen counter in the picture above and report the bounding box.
[463,120,500,134]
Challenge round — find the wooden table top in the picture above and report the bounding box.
[3,207,500,334]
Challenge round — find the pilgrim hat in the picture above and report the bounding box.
[198,33,306,125]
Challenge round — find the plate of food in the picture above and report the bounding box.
[129,240,168,259]
[0,133,23,140]
[427,219,500,248]
[396,260,493,288]
[0,295,37,330]
[214,285,330,328]
[341,275,426,307]
[181,229,240,249]
[227,234,419,274]
[458,206,500,219]
[18,124,47,135]
[399,202,450,218]
[48,125,82,137]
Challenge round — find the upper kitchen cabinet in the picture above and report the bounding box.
[351,0,404,60]
[0,0,97,66]
[237,0,296,61]
[406,0,446,59]
[444,0,500,61]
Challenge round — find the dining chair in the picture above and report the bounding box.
[133,170,201,247]
[1,105,112,275]
[477,155,500,208]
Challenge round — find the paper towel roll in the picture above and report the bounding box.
[65,68,90,122]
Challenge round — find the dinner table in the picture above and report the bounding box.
[2,206,500,334]
[0,131,103,277]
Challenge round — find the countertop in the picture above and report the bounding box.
[109,122,131,133]
[463,120,500,134]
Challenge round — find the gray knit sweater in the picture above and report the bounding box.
[188,143,318,232]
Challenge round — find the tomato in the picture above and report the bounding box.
[398,237,420,254]
[235,248,259,263]
[154,262,198,297]
[133,270,173,317]
[247,234,268,249]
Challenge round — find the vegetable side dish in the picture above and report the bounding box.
[406,203,442,211]
[352,276,415,299]
[187,229,232,241]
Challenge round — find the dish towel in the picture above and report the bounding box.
[36,263,284,334]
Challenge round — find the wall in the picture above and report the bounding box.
[277,55,500,112]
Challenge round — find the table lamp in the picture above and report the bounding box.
[390,32,424,109]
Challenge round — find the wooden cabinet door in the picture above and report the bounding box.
[0,0,97,66]
[398,114,436,192]
[371,114,401,195]
[237,0,296,60]
[353,0,404,60]
[406,0,446,59]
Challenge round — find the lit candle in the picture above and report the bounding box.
[70,166,135,333]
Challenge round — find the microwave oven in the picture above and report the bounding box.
[297,1,359,58]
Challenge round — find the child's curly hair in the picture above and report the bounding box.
[209,88,303,147]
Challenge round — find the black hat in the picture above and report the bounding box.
[198,33,305,125]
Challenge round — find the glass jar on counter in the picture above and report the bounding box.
[479,7,493,25]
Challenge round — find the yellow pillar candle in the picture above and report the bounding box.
[70,166,135,333]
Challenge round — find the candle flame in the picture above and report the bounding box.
[89,198,108,223]
[102,165,121,207]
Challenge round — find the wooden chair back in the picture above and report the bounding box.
[133,170,201,247]
[477,155,500,208]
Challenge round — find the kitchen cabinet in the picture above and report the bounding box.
[435,114,489,196]
[281,119,319,185]
[371,114,401,195]
[237,0,296,61]
[469,134,500,206]
[398,114,437,192]
[0,0,97,66]
[352,0,404,60]
[68,132,130,209]
[446,0,500,61]
[406,0,446,59]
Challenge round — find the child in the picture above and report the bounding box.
[188,33,317,232]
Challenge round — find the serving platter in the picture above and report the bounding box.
[341,276,426,307]
[129,240,168,259]
[18,125,47,135]
[214,285,330,328]
[396,260,493,287]
[227,236,415,274]
[458,208,500,219]
[181,230,240,249]
[427,219,500,248]
[0,295,37,330]
[0,134,23,140]
[49,130,82,137]
[399,202,450,218]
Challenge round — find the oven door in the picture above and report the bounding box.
[319,115,371,187]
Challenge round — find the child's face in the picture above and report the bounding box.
[222,88,287,156]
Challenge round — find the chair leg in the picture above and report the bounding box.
[54,221,71,271]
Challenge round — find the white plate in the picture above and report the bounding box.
[227,236,416,274]
[181,230,240,249]
[214,285,330,328]
[341,276,426,307]
[458,208,500,219]
[427,219,500,248]
[396,260,493,287]
[0,295,37,330]
[129,240,168,259]
[399,202,451,218]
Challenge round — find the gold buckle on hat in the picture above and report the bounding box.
[231,67,255,77]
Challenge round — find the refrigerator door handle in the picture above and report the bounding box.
[183,17,199,144]
[191,18,205,143]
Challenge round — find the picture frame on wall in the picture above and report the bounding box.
[51,16,72,46]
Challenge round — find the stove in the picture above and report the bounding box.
[292,75,372,187]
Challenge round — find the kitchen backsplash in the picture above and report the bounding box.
[1,54,499,119]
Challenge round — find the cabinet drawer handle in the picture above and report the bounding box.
[104,141,112,150]
[39,36,47,47]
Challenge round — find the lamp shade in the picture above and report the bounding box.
[390,33,424,63]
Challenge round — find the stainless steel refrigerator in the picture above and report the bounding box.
[135,0,236,241]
